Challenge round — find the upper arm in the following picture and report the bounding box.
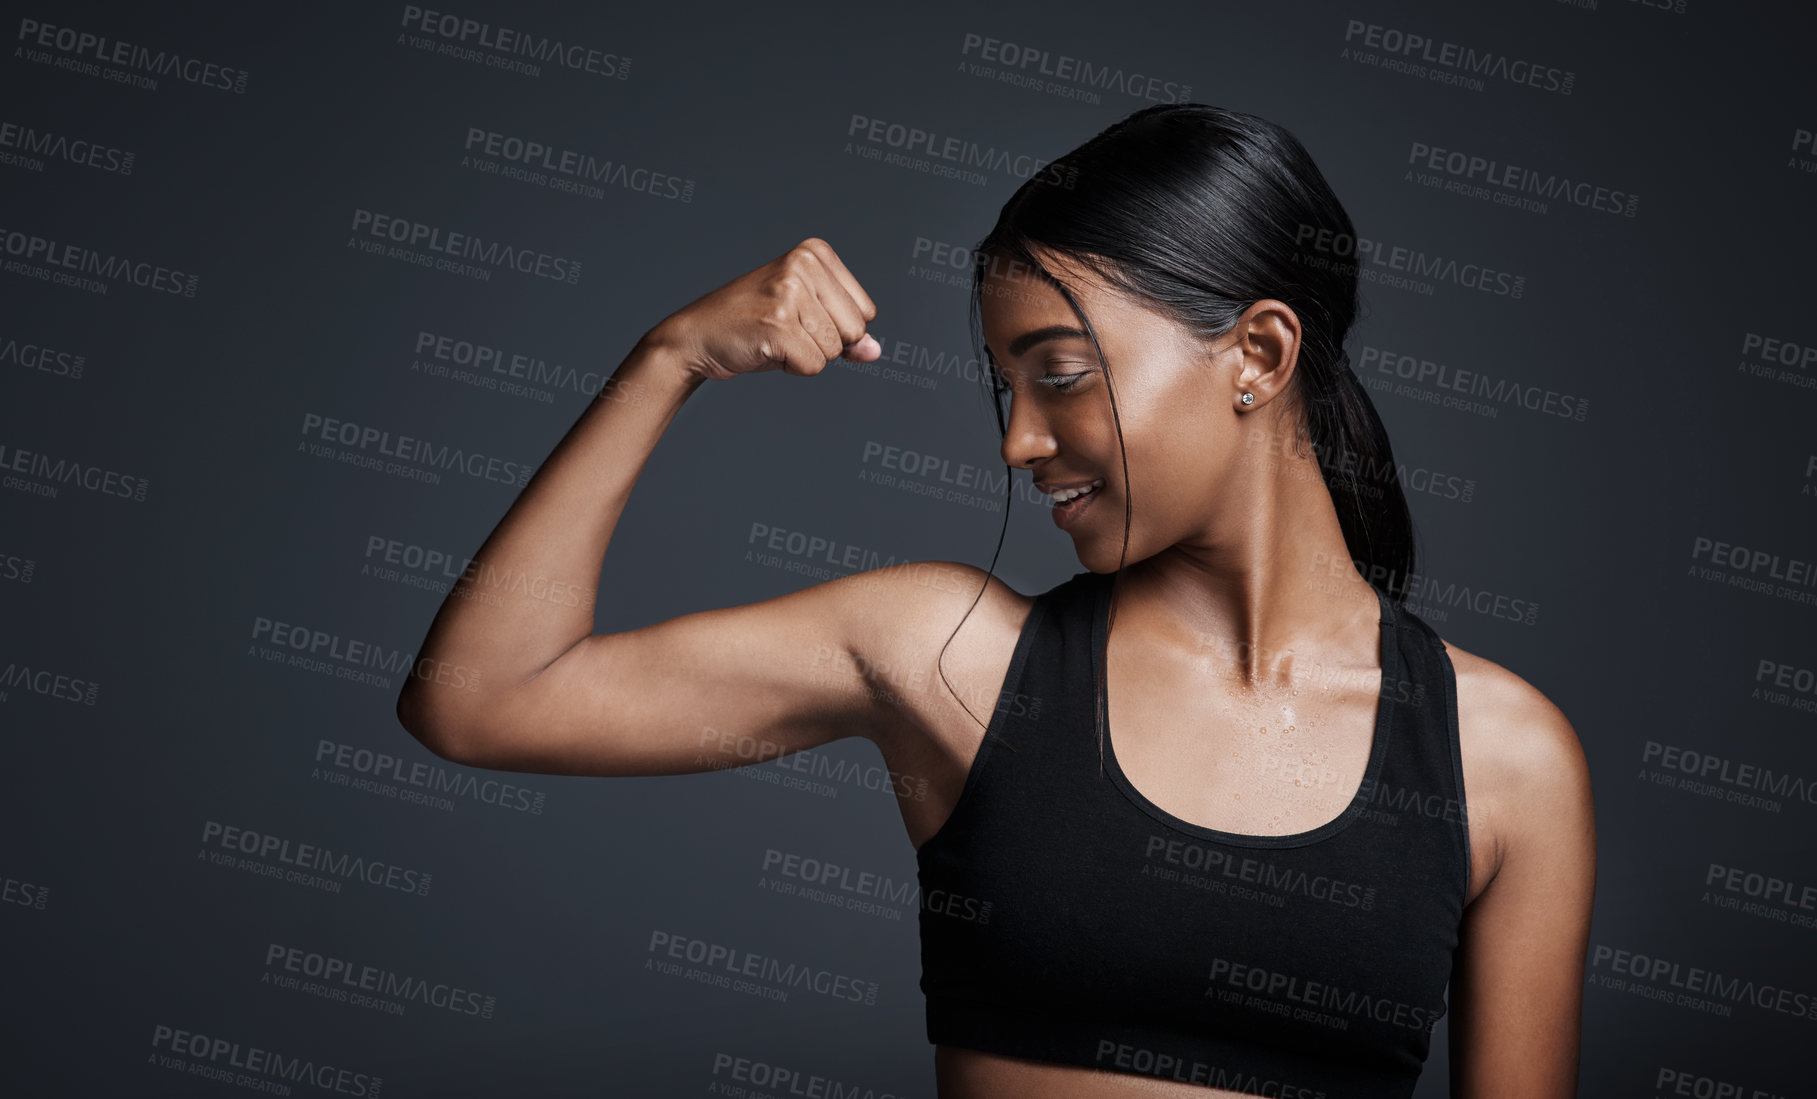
[1448,681,1597,1098]
[422,561,984,778]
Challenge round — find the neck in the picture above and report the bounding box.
[1113,447,1381,687]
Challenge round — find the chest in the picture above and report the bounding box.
[1103,657,1393,841]
[917,772,1465,1074]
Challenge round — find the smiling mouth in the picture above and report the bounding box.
[1044,478,1104,504]
[1050,479,1105,529]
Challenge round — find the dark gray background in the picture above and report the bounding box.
[5,0,1815,1095]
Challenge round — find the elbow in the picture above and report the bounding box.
[395,681,483,765]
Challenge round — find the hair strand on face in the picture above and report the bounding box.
[937,103,1422,766]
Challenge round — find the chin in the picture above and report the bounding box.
[1075,542,1140,575]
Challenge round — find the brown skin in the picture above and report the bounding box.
[395,238,1596,1099]
[937,249,1596,1096]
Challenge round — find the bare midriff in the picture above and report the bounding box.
[937,1046,1256,1098]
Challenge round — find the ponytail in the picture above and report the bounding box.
[1307,349,1418,603]
[934,102,1420,739]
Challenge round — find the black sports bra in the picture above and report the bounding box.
[916,569,1470,1097]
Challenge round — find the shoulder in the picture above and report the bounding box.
[1439,637,1596,886]
[1436,636,1596,1087]
[842,559,1036,629]
[840,560,1038,669]
[835,560,1039,742]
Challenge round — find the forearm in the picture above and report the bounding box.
[396,329,702,742]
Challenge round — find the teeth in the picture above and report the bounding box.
[1051,478,1104,503]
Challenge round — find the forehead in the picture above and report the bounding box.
[978,246,1167,360]
[981,250,1103,336]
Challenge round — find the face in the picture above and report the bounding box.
[979,245,1302,573]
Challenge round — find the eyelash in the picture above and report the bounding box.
[993,372,1089,396]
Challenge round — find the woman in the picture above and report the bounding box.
[397,103,1595,1098]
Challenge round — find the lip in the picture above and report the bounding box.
[1051,482,1103,531]
[1037,479,1100,493]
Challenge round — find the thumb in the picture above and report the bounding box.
[846,332,881,361]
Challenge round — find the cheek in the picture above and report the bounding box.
[1129,396,1236,501]
[1093,406,1188,496]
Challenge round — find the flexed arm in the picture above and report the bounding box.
[394,239,896,776]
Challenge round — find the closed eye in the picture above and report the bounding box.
[1039,373,1090,392]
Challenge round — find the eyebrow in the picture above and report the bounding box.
[1005,324,1091,358]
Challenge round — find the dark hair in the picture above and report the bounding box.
[935,102,1421,749]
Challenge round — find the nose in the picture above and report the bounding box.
[999,390,1057,471]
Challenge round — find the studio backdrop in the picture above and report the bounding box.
[5,1,1815,1095]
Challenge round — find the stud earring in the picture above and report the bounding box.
[1240,392,1254,406]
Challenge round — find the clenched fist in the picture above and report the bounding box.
[646,237,881,382]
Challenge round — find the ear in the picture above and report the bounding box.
[1227,299,1301,411]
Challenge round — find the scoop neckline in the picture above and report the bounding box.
[1091,570,1398,850]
